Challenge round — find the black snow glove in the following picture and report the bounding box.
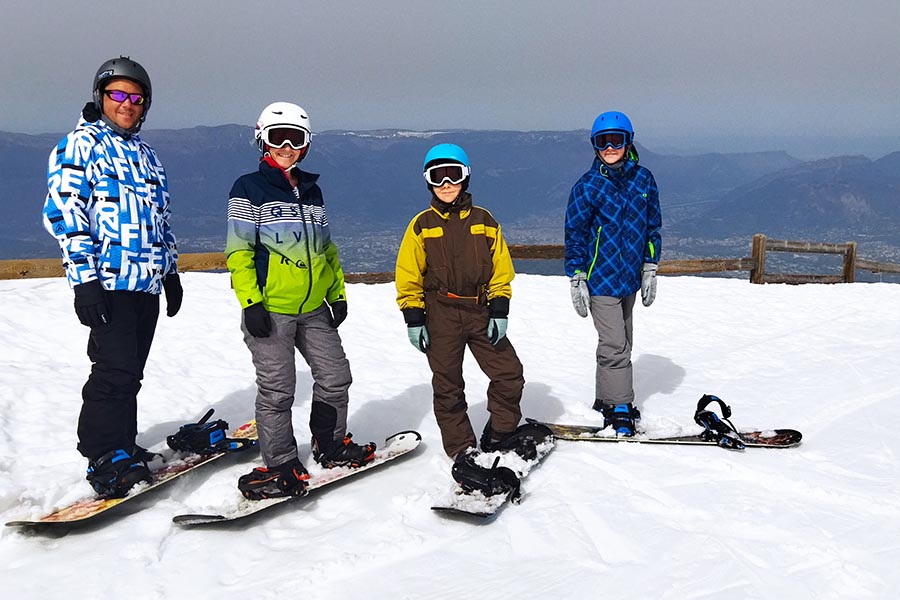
[243,303,272,338]
[329,300,347,328]
[82,101,101,122]
[162,273,183,317]
[73,280,110,328]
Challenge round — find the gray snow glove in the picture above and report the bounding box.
[402,307,429,353]
[570,272,590,318]
[73,279,110,328]
[487,318,508,345]
[641,263,658,307]
[407,326,430,353]
[486,296,510,345]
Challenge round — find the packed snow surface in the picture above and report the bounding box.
[1,273,898,599]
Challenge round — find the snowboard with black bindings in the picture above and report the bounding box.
[431,421,555,519]
[172,430,422,526]
[5,410,258,528]
[527,394,802,450]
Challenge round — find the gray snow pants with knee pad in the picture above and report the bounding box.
[590,293,636,406]
[242,305,351,468]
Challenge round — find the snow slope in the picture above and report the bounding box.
[1,273,898,599]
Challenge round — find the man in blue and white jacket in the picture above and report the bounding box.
[564,111,662,437]
[41,56,181,498]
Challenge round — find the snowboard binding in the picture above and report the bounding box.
[694,395,746,450]
[452,452,521,501]
[167,409,256,455]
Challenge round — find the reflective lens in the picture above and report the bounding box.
[424,163,470,186]
[104,90,146,105]
[592,131,629,150]
[264,126,309,150]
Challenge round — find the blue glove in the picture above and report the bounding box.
[487,318,508,345]
[641,263,658,307]
[570,272,590,317]
[407,325,430,353]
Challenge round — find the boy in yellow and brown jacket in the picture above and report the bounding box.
[395,143,526,463]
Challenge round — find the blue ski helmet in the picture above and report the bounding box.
[423,143,470,170]
[591,111,634,138]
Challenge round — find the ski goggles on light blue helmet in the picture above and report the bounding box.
[424,163,471,186]
[591,130,631,151]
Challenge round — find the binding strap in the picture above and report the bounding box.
[693,395,746,450]
[167,409,256,455]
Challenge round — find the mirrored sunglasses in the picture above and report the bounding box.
[263,126,310,150]
[592,131,630,150]
[423,163,470,186]
[104,89,146,105]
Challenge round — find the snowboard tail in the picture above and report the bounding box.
[6,420,259,528]
[172,430,422,526]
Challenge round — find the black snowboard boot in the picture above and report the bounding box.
[599,403,641,437]
[480,421,553,460]
[452,450,521,498]
[86,449,152,498]
[238,458,310,501]
[312,433,376,469]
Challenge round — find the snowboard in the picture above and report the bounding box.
[526,418,802,448]
[172,430,422,526]
[5,420,259,528]
[431,434,555,519]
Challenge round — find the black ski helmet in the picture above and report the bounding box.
[92,56,152,127]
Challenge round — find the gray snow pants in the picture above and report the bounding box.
[242,305,351,468]
[590,293,636,406]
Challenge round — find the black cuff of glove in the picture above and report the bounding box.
[402,307,426,327]
[487,296,509,318]
[74,279,106,304]
[82,101,101,122]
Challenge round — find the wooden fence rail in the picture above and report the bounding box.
[2,234,899,284]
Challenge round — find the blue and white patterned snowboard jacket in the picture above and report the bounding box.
[42,117,178,293]
[564,156,662,298]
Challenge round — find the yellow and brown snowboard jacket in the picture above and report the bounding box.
[395,193,514,311]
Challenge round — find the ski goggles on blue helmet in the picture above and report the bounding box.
[591,130,631,151]
[261,125,310,150]
[424,163,471,186]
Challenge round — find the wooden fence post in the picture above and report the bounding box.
[750,233,767,284]
[843,241,857,283]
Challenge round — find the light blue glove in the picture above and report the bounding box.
[570,272,590,317]
[641,263,658,307]
[487,317,508,345]
[407,325,430,353]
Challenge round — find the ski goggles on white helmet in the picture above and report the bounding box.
[423,163,471,186]
[591,130,631,151]
[261,125,310,150]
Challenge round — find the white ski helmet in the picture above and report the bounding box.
[255,101,311,153]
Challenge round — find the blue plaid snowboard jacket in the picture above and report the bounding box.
[564,156,661,297]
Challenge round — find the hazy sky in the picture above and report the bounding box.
[4,0,898,157]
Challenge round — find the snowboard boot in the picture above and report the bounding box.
[312,433,376,469]
[86,449,152,498]
[451,450,521,499]
[600,403,641,437]
[480,421,554,461]
[238,458,310,501]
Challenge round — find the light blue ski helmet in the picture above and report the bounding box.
[423,143,470,170]
[591,111,634,138]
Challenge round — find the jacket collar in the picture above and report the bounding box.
[430,191,473,218]
[259,157,319,193]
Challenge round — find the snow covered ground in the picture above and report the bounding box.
[1,273,898,599]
